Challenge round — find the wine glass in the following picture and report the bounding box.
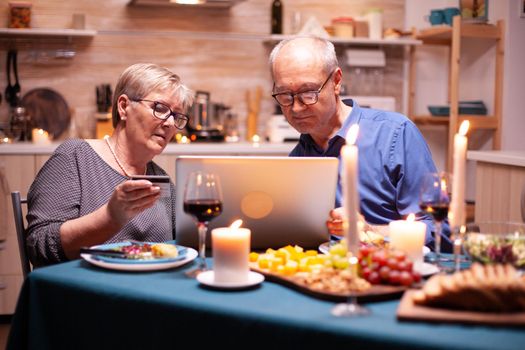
[183,171,223,277]
[419,172,451,267]
[331,256,370,317]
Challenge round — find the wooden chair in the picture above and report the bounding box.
[11,191,31,278]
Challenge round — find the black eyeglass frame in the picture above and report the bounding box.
[271,70,335,107]
[132,98,189,130]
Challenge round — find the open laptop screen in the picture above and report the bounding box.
[175,156,338,250]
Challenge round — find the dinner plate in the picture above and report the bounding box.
[197,270,264,289]
[414,262,440,277]
[318,242,431,257]
[81,242,197,271]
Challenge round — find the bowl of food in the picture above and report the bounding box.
[463,222,525,268]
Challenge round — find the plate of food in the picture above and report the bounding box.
[81,241,197,271]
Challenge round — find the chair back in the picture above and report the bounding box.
[11,191,31,278]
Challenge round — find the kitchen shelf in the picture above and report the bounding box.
[265,34,421,46]
[412,115,498,129]
[128,0,246,9]
[0,28,97,38]
[408,17,504,170]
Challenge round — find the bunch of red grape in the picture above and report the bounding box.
[357,246,422,286]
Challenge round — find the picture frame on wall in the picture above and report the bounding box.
[460,0,488,23]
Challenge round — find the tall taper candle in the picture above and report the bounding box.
[341,124,360,256]
[449,120,469,228]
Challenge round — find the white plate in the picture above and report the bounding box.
[414,262,440,277]
[197,270,264,289]
[81,245,198,271]
[318,242,431,257]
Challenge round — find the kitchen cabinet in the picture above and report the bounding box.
[408,17,504,170]
[468,151,525,223]
[0,155,36,314]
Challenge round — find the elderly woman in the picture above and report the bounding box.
[26,63,193,267]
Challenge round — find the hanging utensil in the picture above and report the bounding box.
[12,50,21,104]
[5,51,15,107]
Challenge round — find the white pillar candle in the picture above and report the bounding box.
[389,214,426,268]
[449,120,469,228]
[341,124,360,256]
[32,129,51,145]
[211,219,251,283]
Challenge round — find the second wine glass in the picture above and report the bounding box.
[419,172,451,266]
[183,171,223,277]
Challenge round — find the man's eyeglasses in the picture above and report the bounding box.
[272,70,335,107]
[132,99,189,129]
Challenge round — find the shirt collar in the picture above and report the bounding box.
[336,98,362,139]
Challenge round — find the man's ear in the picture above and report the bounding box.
[333,68,344,96]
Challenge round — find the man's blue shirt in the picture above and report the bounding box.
[289,99,451,249]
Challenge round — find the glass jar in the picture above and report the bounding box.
[8,2,32,29]
[332,17,354,38]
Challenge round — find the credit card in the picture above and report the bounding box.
[130,175,171,198]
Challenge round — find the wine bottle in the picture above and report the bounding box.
[271,0,283,34]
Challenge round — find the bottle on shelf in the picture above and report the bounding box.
[271,0,283,34]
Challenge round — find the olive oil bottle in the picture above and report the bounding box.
[271,0,283,34]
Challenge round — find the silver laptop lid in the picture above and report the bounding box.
[175,156,338,250]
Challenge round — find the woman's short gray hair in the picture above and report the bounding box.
[111,63,194,127]
[269,36,339,78]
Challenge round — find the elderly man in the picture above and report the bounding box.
[269,36,450,251]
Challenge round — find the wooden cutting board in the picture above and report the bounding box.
[397,289,525,327]
[250,264,407,302]
[22,88,71,139]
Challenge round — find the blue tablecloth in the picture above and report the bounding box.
[7,257,525,349]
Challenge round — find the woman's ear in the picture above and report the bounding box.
[117,94,130,121]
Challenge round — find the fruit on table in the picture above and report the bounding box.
[357,245,421,286]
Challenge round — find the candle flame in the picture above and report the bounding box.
[458,120,470,136]
[251,134,260,143]
[345,124,359,145]
[38,129,45,135]
[230,219,243,229]
[406,213,416,222]
[440,178,447,192]
[460,225,466,234]
[349,256,358,265]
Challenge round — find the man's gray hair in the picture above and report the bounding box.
[269,36,339,78]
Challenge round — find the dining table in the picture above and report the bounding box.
[6,253,525,350]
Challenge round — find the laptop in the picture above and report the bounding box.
[175,156,338,250]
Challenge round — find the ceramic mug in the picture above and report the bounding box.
[443,7,461,25]
[425,9,445,26]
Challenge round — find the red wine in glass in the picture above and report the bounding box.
[183,171,223,277]
[419,203,449,222]
[419,172,451,266]
[184,199,223,222]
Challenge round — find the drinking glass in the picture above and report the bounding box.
[183,171,223,277]
[419,172,451,266]
[331,256,370,317]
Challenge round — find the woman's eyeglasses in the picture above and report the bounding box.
[132,99,189,129]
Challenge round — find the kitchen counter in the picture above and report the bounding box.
[0,141,296,155]
[467,150,525,167]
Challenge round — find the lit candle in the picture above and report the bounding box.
[32,129,51,145]
[449,120,470,228]
[388,214,426,269]
[211,219,251,283]
[341,124,360,256]
[251,134,260,148]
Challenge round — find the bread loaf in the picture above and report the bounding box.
[413,263,525,313]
